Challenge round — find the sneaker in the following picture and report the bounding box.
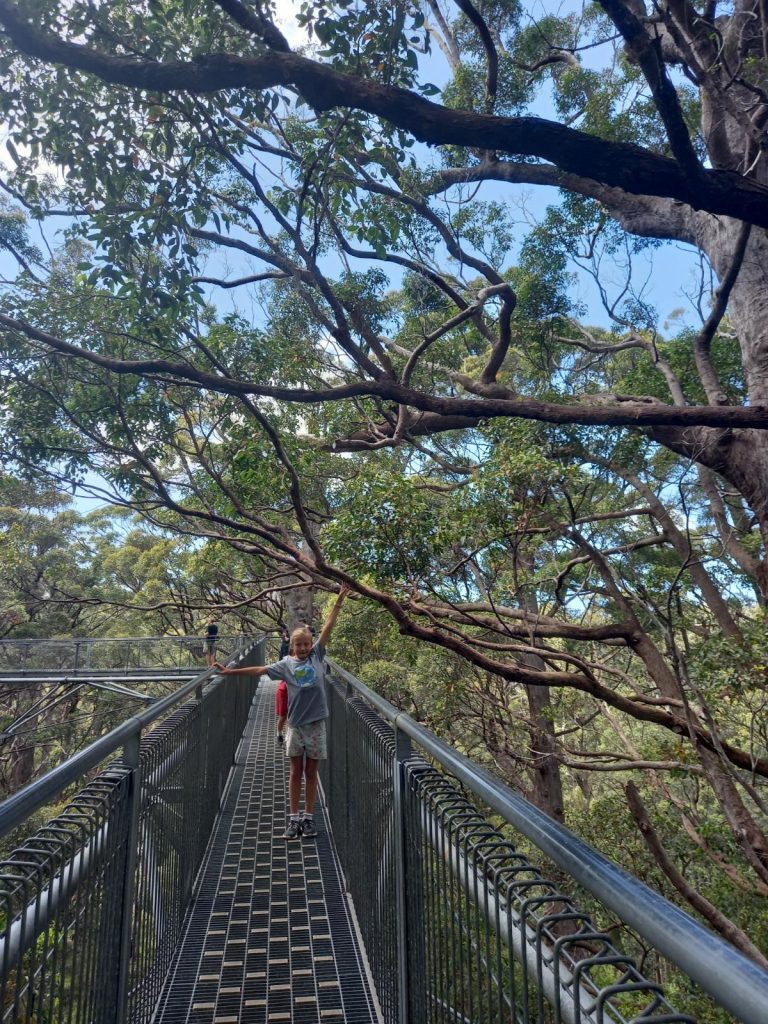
[283,819,302,840]
[301,817,317,838]
[277,732,284,746]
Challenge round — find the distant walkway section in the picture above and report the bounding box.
[153,680,379,1024]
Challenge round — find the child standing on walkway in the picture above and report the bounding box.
[216,585,350,838]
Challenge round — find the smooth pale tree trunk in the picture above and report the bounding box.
[279,580,316,633]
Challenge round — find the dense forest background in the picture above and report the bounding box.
[0,0,767,990]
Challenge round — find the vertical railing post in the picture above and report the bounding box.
[342,676,353,866]
[393,720,413,1024]
[116,729,142,1024]
[73,641,80,673]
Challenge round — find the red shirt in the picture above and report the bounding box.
[275,680,288,718]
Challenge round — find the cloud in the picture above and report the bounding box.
[273,0,308,47]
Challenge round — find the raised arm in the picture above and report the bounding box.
[318,584,351,650]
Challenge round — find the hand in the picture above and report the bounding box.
[337,583,352,599]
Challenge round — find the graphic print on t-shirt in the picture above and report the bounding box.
[294,660,317,687]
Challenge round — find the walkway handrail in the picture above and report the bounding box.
[328,660,768,1024]
[0,641,249,839]
[0,634,250,645]
[0,639,264,1024]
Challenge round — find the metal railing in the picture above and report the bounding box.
[0,638,264,1024]
[2,647,766,1024]
[0,635,251,674]
[322,661,768,1024]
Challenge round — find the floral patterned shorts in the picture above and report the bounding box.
[285,719,327,760]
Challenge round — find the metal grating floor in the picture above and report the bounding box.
[153,681,379,1024]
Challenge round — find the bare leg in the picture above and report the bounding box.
[304,758,319,815]
[289,755,304,816]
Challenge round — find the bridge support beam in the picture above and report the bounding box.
[116,732,142,1024]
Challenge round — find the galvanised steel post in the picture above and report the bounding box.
[115,730,142,1024]
[343,676,353,867]
[393,722,413,1024]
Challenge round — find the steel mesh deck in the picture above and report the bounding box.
[153,681,379,1024]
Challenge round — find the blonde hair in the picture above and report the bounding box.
[289,627,312,650]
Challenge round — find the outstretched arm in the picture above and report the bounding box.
[318,584,351,649]
[214,662,268,675]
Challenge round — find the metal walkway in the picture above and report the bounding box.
[154,681,379,1024]
[1,639,768,1024]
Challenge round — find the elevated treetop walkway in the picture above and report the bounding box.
[0,638,766,1024]
[0,635,250,755]
[0,635,250,676]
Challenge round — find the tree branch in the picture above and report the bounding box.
[7,312,768,431]
[598,0,704,180]
[211,0,291,51]
[2,2,768,225]
[626,781,768,969]
[452,0,498,105]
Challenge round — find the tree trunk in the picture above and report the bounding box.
[695,744,768,888]
[279,581,315,633]
[520,587,565,823]
[524,681,565,823]
[10,730,35,792]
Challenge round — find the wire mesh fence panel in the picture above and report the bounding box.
[0,641,76,674]
[125,674,259,1024]
[0,768,132,1024]
[323,682,399,1023]
[324,668,697,1024]
[0,637,252,675]
[0,642,263,1024]
[403,760,693,1024]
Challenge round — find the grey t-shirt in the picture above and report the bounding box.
[266,641,328,727]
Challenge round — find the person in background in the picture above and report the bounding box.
[203,616,218,667]
[279,629,290,659]
[216,585,350,838]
